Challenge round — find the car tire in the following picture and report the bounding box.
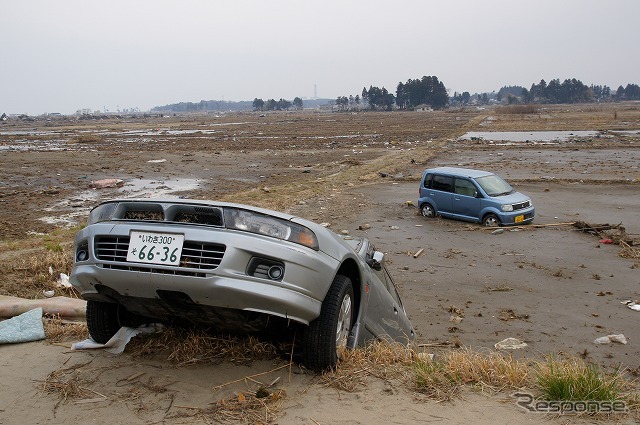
[420,203,435,218]
[86,300,121,344]
[482,213,501,227]
[302,275,354,371]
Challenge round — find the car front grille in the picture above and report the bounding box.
[95,236,225,274]
[512,200,531,211]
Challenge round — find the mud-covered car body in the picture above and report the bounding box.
[70,199,414,369]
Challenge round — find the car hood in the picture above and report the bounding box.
[489,191,531,203]
[100,198,357,262]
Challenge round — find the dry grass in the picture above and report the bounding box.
[414,349,530,401]
[495,105,539,114]
[40,361,95,409]
[70,134,104,144]
[321,341,530,402]
[126,327,280,366]
[0,241,75,298]
[443,349,530,389]
[321,341,416,392]
[620,241,640,260]
[482,284,513,292]
[183,388,286,424]
[43,315,88,343]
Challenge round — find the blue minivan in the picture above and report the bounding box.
[418,167,535,226]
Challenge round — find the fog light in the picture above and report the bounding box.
[267,265,284,280]
[76,250,88,262]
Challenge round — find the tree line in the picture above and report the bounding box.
[497,79,640,105]
[252,97,303,111]
[151,76,640,113]
[335,76,449,111]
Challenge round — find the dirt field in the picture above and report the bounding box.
[1,104,639,424]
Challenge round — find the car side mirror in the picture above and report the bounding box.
[474,191,481,198]
[367,251,385,270]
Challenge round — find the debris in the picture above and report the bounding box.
[413,248,424,258]
[72,324,162,354]
[340,229,349,235]
[405,200,415,207]
[0,295,86,319]
[319,222,331,228]
[90,178,124,189]
[390,226,399,230]
[599,239,614,244]
[358,223,371,230]
[57,273,71,288]
[491,229,504,235]
[594,334,627,345]
[449,315,463,324]
[417,352,435,361]
[43,290,55,298]
[498,309,529,321]
[0,308,46,344]
[621,300,640,311]
[147,159,167,163]
[494,337,528,350]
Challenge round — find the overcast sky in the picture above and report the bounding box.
[1,0,639,115]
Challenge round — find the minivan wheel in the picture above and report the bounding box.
[420,203,435,218]
[482,214,501,227]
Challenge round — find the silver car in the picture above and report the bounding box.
[70,199,415,369]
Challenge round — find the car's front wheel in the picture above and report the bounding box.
[302,275,354,371]
[86,300,121,343]
[482,213,501,227]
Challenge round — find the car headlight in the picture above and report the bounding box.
[527,199,533,207]
[501,204,514,212]
[87,202,119,225]
[224,209,319,250]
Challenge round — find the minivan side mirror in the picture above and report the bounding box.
[367,251,385,270]
[474,190,481,198]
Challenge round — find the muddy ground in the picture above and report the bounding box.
[0,104,639,424]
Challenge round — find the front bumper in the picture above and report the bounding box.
[70,222,340,325]
[497,207,535,225]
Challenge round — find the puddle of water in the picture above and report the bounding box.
[459,130,599,142]
[119,178,200,198]
[612,130,640,136]
[40,178,201,226]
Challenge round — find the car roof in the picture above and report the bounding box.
[424,167,494,179]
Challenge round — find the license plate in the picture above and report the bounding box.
[515,215,524,223]
[127,231,184,266]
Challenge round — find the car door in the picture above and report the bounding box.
[383,267,414,340]
[365,264,406,341]
[452,177,482,221]
[429,174,454,215]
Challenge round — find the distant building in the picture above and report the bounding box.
[414,104,433,112]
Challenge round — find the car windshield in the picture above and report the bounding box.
[474,174,514,196]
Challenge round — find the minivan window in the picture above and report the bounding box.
[423,174,432,188]
[432,175,453,192]
[474,174,514,196]
[454,178,477,197]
